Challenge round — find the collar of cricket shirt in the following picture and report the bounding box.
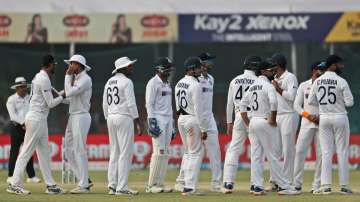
[258,75,270,83]
[244,69,256,76]
[75,70,86,80]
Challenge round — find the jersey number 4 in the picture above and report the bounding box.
[318,86,336,105]
[107,86,120,105]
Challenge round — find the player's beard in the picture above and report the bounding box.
[335,68,342,75]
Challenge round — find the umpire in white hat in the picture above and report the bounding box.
[103,56,142,195]
[6,77,41,184]
[62,54,93,194]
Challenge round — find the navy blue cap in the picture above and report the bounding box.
[154,57,173,70]
[310,61,322,70]
[271,53,287,68]
[42,54,57,66]
[198,52,216,62]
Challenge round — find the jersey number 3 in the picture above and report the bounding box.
[107,86,120,105]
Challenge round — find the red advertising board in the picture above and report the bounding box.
[1,134,360,165]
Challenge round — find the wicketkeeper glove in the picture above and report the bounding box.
[148,118,162,138]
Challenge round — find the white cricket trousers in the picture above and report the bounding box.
[274,112,299,183]
[293,128,321,190]
[152,115,172,154]
[107,114,134,191]
[177,115,204,190]
[223,116,248,184]
[249,118,292,189]
[319,115,350,187]
[64,113,91,188]
[203,115,221,184]
[11,118,56,186]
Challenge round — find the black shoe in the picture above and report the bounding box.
[295,187,302,191]
[340,187,353,195]
[223,182,234,190]
[250,185,255,193]
[86,178,93,190]
[253,186,265,195]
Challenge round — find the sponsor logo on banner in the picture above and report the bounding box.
[140,15,172,39]
[180,13,341,42]
[326,12,360,42]
[1,134,360,169]
[0,15,11,38]
[63,14,89,40]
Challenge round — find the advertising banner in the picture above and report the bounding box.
[1,134,360,169]
[0,13,178,43]
[179,13,341,42]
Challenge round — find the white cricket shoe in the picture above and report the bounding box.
[146,186,163,193]
[108,186,116,195]
[278,189,301,195]
[115,189,139,196]
[7,184,31,195]
[45,184,66,195]
[70,186,90,194]
[210,182,222,192]
[174,182,184,192]
[6,177,12,184]
[27,176,41,183]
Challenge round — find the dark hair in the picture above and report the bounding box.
[31,14,41,32]
[271,53,287,69]
[325,55,343,68]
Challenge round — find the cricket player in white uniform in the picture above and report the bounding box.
[174,57,208,196]
[293,62,324,193]
[7,54,66,195]
[240,59,300,196]
[269,53,299,190]
[308,55,354,195]
[103,56,142,196]
[62,54,93,194]
[197,52,222,192]
[145,57,175,193]
[222,56,260,194]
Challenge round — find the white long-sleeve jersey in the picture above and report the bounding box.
[240,76,278,119]
[6,93,30,125]
[226,70,257,123]
[308,71,354,115]
[175,75,208,132]
[26,70,63,120]
[199,73,214,117]
[145,74,172,118]
[64,70,92,115]
[102,73,139,120]
[294,79,319,129]
[274,70,298,114]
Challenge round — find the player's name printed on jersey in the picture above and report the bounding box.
[108,80,118,85]
[177,82,189,89]
[235,78,255,85]
[317,78,338,85]
[248,84,263,92]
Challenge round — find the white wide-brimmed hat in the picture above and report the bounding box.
[112,57,137,74]
[64,54,91,71]
[10,77,30,90]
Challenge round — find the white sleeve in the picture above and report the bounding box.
[268,85,278,111]
[174,87,180,112]
[226,83,234,123]
[308,81,318,106]
[6,97,23,124]
[41,79,63,108]
[193,84,207,132]
[124,81,139,119]
[102,83,109,120]
[65,75,91,97]
[281,75,298,101]
[293,84,305,115]
[342,79,354,107]
[145,80,156,118]
[239,91,250,113]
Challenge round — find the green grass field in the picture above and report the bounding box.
[0,169,360,202]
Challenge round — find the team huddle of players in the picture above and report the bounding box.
[5,52,354,196]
